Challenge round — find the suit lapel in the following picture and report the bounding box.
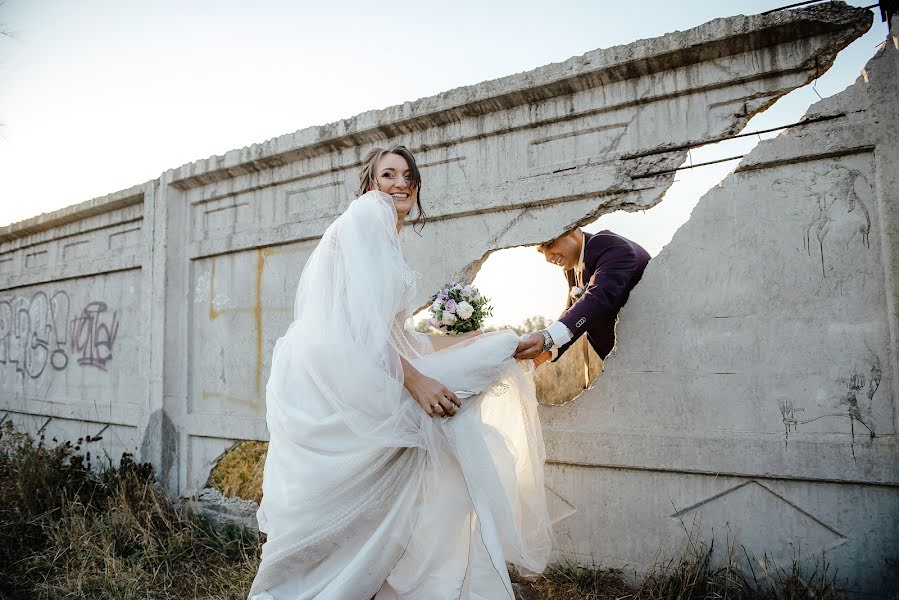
[579,231,593,285]
[565,268,576,309]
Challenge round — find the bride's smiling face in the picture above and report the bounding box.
[370,153,418,221]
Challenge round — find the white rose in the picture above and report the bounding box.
[441,311,457,326]
[456,301,474,320]
[431,300,442,312]
[462,285,473,296]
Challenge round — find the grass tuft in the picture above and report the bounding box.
[0,421,261,599]
[516,538,845,600]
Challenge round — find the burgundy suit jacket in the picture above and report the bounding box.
[554,230,650,361]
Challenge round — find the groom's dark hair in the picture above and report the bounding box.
[537,227,580,251]
[357,144,428,234]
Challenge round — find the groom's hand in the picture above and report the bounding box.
[514,332,545,360]
[533,351,551,368]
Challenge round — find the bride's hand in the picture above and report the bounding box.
[404,371,461,418]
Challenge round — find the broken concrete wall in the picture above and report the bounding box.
[146,2,870,497]
[539,17,899,595]
[0,2,891,594]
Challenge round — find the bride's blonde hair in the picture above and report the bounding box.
[357,144,427,233]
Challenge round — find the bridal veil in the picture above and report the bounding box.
[248,190,552,600]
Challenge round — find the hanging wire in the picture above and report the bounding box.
[762,0,833,14]
[809,55,824,100]
[628,112,848,179]
[625,0,883,177]
[762,0,880,14]
[621,113,845,160]
[632,155,747,180]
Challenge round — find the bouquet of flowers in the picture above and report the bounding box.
[428,282,493,335]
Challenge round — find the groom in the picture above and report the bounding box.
[514,227,651,367]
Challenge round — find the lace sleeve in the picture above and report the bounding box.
[390,313,434,360]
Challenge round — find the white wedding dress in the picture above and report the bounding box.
[248,191,552,600]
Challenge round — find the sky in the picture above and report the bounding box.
[0,1,887,327]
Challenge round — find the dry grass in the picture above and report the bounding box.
[535,336,603,406]
[207,440,267,504]
[0,421,261,599]
[514,540,846,600]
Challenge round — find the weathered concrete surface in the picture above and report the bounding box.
[539,16,899,596]
[0,185,154,467]
[0,1,890,593]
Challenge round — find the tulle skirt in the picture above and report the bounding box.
[248,330,552,600]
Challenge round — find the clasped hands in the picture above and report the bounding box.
[409,329,552,418]
[514,331,552,367]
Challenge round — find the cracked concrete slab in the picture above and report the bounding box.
[538,15,898,596]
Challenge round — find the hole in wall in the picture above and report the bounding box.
[207,440,266,503]
[431,82,833,407]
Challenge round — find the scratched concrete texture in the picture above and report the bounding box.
[538,17,899,595]
[0,2,894,595]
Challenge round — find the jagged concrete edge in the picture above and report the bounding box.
[449,6,873,287]
[0,2,871,239]
[164,2,871,188]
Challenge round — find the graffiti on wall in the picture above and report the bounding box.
[0,290,121,381]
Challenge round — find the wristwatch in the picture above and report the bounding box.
[540,329,554,352]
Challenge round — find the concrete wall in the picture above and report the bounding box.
[1,2,893,595]
[0,187,154,466]
[538,15,899,595]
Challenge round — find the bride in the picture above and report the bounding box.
[248,145,552,600]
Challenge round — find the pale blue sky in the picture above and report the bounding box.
[0,1,886,325]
